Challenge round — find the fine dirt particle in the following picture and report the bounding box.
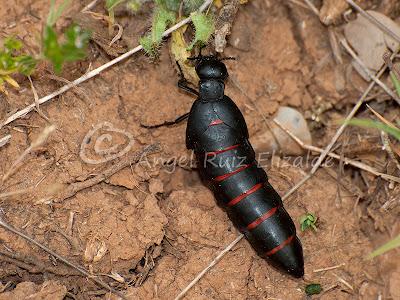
[0,280,67,300]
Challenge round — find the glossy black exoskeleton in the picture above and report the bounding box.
[148,55,305,278]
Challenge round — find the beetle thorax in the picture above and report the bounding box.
[199,79,225,102]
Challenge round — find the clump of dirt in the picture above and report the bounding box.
[0,0,399,299]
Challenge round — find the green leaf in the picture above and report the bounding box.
[187,12,214,50]
[152,7,176,42]
[62,25,91,62]
[390,71,400,98]
[47,0,71,26]
[15,55,37,76]
[163,0,181,12]
[347,119,400,141]
[140,35,156,56]
[106,0,126,11]
[140,6,175,57]
[305,283,322,295]
[367,234,400,259]
[4,37,22,52]
[43,25,63,73]
[183,0,203,14]
[299,213,317,232]
[42,24,90,73]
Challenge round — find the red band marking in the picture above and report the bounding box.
[209,119,224,126]
[214,163,252,182]
[227,183,263,207]
[265,235,294,256]
[246,206,279,230]
[206,144,239,156]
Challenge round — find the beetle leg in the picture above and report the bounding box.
[141,112,189,129]
[178,79,199,96]
[176,61,199,96]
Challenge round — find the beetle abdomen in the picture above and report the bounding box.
[186,96,304,278]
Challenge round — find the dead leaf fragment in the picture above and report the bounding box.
[344,10,400,75]
[319,0,348,25]
[251,106,312,156]
[84,238,108,263]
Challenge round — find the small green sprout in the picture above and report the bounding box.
[106,0,125,32]
[367,234,400,259]
[140,0,215,57]
[140,7,176,56]
[305,283,322,295]
[0,37,37,94]
[42,0,91,73]
[187,12,214,51]
[300,213,317,232]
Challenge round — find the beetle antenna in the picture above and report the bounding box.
[220,57,236,61]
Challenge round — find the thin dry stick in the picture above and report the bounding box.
[273,119,400,183]
[367,104,399,129]
[313,263,345,273]
[0,134,11,148]
[0,216,127,299]
[2,125,56,183]
[175,44,400,300]
[81,0,101,12]
[0,0,213,128]
[0,188,34,200]
[333,273,354,291]
[346,0,400,44]
[366,105,400,172]
[287,0,315,12]
[340,39,400,104]
[57,143,160,202]
[309,49,398,176]
[303,0,320,15]
[174,234,244,300]
[28,76,50,123]
[174,181,305,300]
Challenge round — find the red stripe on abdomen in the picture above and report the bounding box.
[266,235,294,256]
[206,144,239,156]
[209,119,224,126]
[227,183,263,207]
[214,163,252,182]
[246,206,279,230]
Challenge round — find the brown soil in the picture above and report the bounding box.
[1,0,400,299]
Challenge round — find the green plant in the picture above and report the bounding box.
[347,119,400,141]
[106,0,126,32]
[42,0,91,73]
[367,234,400,259]
[187,12,214,50]
[140,6,176,56]
[348,69,400,259]
[140,0,214,56]
[305,283,322,295]
[0,37,37,94]
[299,213,317,231]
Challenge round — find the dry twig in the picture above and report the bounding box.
[0,0,213,128]
[56,143,160,202]
[214,0,240,53]
[0,134,11,148]
[340,39,400,104]
[273,119,400,183]
[1,125,56,183]
[346,0,400,43]
[303,0,320,15]
[175,22,400,300]
[0,214,127,299]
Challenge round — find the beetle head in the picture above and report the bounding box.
[189,55,233,81]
